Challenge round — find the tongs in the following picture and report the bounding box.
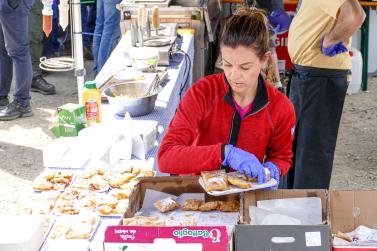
[144,73,160,96]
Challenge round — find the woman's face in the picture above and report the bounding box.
[221,45,269,96]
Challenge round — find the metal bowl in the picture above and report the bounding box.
[103,82,161,117]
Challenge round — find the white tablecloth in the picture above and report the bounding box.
[97,34,194,168]
[40,34,194,251]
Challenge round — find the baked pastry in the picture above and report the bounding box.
[246,167,271,182]
[33,181,53,191]
[98,205,113,215]
[66,222,93,239]
[109,189,131,200]
[122,216,165,226]
[218,201,240,212]
[227,172,252,189]
[199,201,220,212]
[181,199,203,211]
[110,173,136,188]
[114,199,129,214]
[139,170,155,177]
[153,197,180,213]
[201,170,229,192]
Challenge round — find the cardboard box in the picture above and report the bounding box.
[236,189,330,251]
[104,176,239,251]
[57,103,86,137]
[330,190,377,251]
[104,226,229,251]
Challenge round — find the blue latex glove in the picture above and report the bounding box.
[268,10,292,33]
[321,37,348,57]
[222,145,267,184]
[262,162,280,190]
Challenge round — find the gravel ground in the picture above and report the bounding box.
[0,61,376,214]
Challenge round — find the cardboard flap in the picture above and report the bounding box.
[330,190,377,233]
[242,189,328,224]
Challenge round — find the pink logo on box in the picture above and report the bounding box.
[209,229,221,243]
[172,228,222,243]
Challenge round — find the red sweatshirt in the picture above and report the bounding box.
[158,73,296,176]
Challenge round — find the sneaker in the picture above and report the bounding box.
[0,100,33,121]
[31,76,56,95]
[0,96,9,109]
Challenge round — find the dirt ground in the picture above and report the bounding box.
[0,60,376,214]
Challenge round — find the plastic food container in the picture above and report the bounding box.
[129,47,159,73]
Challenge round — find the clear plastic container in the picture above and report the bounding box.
[82,81,102,126]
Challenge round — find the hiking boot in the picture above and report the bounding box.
[0,96,9,109]
[0,100,33,121]
[31,76,56,95]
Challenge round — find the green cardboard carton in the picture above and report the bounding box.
[58,103,86,137]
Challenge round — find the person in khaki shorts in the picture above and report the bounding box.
[286,0,365,189]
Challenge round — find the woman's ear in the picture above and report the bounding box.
[262,51,271,68]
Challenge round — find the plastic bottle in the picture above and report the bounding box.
[58,0,69,31]
[82,81,102,126]
[42,0,53,37]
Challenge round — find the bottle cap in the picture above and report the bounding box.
[85,81,97,89]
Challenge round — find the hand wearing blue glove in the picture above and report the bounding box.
[222,145,267,184]
[321,36,348,57]
[262,162,280,190]
[268,10,292,34]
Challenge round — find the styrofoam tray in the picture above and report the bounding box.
[198,177,277,196]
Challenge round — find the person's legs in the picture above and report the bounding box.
[289,66,348,189]
[95,0,120,74]
[0,9,32,107]
[0,21,13,104]
[29,0,43,77]
[29,0,56,95]
[0,0,34,120]
[81,4,90,48]
[88,2,97,35]
[92,0,104,76]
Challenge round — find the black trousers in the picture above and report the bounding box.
[286,65,350,189]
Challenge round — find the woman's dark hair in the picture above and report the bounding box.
[221,7,270,60]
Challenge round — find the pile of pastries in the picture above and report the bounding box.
[33,171,74,191]
[51,215,98,239]
[153,197,240,213]
[201,169,271,192]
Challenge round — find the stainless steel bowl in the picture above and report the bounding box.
[103,82,161,117]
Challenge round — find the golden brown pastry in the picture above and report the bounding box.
[122,216,165,226]
[114,199,129,214]
[98,205,113,215]
[109,189,131,200]
[199,201,220,212]
[218,201,240,212]
[153,197,180,213]
[201,170,229,192]
[131,167,141,175]
[181,199,203,211]
[246,167,271,182]
[227,172,252,189]
[33,181,53,191]
[139,170,155,177]
[66,222,93,239]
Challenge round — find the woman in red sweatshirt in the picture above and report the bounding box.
[158,8,296,189]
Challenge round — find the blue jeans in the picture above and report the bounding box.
[0,0,34,106]
[92,0,121,76]
[82,2,96,48]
